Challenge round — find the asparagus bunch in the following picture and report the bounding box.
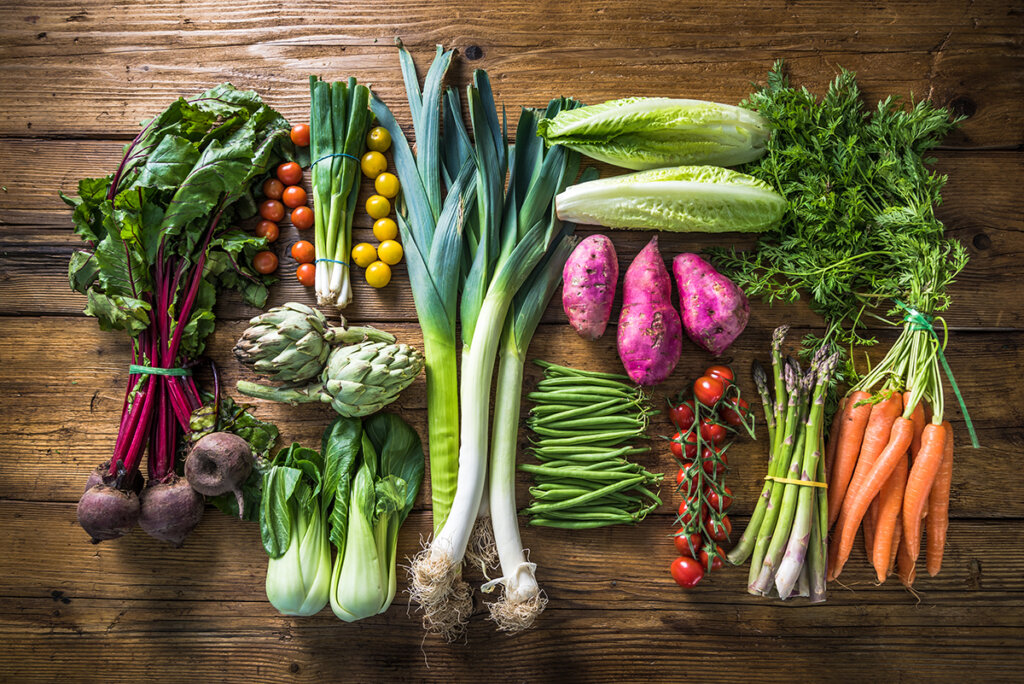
[728,326,839,602]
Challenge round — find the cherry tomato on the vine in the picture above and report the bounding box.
[295,262,315,287]
[704,365,734,384]
[282,185,307,209]
[677,496,707,525]
[705,515,732,543]
[670,556,705,588]
[674,530,703,558]
[259,199,285,222]
[669,430,698,461]
[276,162,303,186]
[290,206,314,230]
[705,485,733,513]
[262,178,284,200]
[290,240,315,264]
[701,446,727,475]
[668,400,696,430]
[289,124,310,147]
[694,375,725,405]
[252,250,278,275]
[700,545,726,573]
[254,220,279,243]
[677,464,703,497]
[720,396,750,427]
[700,418,728,446]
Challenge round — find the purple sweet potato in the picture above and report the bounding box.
[673,253,749,356]
[617,235,682,386]
[562,235,619,340]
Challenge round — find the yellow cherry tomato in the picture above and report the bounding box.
[377,239,404,265]
[366,126,392,153]
[365,194,391,220]
[374,172,400,198]
[365,260,392,288]
[360,151,387,178]
[372,217,398,242]
[351,242,378,269]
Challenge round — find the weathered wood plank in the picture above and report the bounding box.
[3,318,1020,516]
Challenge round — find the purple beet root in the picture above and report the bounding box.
[77,484,141,542]
[185,432,253,518]
[138,476,205,547]
[85,461,142,495]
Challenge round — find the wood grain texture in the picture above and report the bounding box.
[1,0,1023,680]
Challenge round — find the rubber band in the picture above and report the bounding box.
[895,300,979,448]
[129,364,192,377]
[315,258,349,267]
[765,475,827,489]
[311,152,359,167]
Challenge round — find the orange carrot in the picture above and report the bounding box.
[823,396,848,483]
[832,415,914,578]
[888,511,902,576]
[862,502,877,559]
[906,392,926,461]
[902,422,948,564]
[872,452,909,582]
[827,390,872,528]
[896,524,916,587]
[925,422,955,576]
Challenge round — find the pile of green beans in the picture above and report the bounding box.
[519,360,663,529]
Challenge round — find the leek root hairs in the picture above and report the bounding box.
[487,584,547,634]
[464,516,497,575]
[407,545,473,640]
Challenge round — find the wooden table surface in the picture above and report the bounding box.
[2,1,1022,681]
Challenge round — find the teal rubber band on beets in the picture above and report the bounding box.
[311,152,359,167]
[315,258,349,267]
[129,364,192,377]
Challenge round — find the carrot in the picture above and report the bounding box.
[925,422,955,576]
[831,415,914,578]
[872,452,909,582]
[902,422,948,564]
[862,502,877,559]
[823,396,848,482]
[888,511,902,576]
[906,392,926,462]
[896,524,916,587]
[827,390,872,528]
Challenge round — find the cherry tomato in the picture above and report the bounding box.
[295,262,315,287]
[365,260,391,288]
[259,199,285,222]
[674,530,703,558]
[701,446,727,475]
[290,240,315,264]
[290,206,314,230]
[366,126,392,153]
[254,220,279,243]
[678,463,703,497]
[677,496,707,525]
[282,185,307,209]
[720,397,750,427]
[365,194,391,220]
[669,431,697,460]
[276,162,303,186]
[700,545,726,573]
[262,178,284,200]
[705,486,733,513]
[289,124,310,147]
[704,515,732,543]
[704,365,734,384]
[694,375,725,405]
[670,556,704,588]
[252,250,278,275]
[675,468,686,487]
[700,418,728,446]
[668,400,696,430]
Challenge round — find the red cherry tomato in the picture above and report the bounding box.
[677,463,703,497]
[675,468,686,487]
[668,400,696,430]
[262,178,284,200]
[259,199,285,222]
[290,240,315,264]
[252,250,278,275]
[699,545,726,573]
[295,263,315,287]
[700,418,728,446]
[290,124,311,147]
[282,185,307,209]
[705,486,733,513]
[276,161,303,186]
[669,430,699,461]
[290,205,314,230]
[701,446,728,475]
[704,365,734,384]
[704,515,732,543]
[674,530,703,558]
[254,220,279,243]
[670,556,705,588]
[694,375,725,405]
[720,397,750,427]
[677,496,707,526]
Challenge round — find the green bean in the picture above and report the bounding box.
[519,464,642,481]
[531,399,641,423]
[530,398,628,417]
[531,444,650,458]
[533,360,632,381]
[535,376,638,392]
[522,476,645,514]
[527,518,623,529]
[538,416,646,432]
[535,509,636,521]
[529,429,641,446]
[528,387,634,402]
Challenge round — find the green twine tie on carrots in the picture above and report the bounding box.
[895,300,980,448]
[128,364,192,377]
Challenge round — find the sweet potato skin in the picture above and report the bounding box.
[562,235,619,340]
[672,253,749,356]
[617,236,682,386]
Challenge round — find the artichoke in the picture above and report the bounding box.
[320,341,424,417]
[234,302,395,385]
